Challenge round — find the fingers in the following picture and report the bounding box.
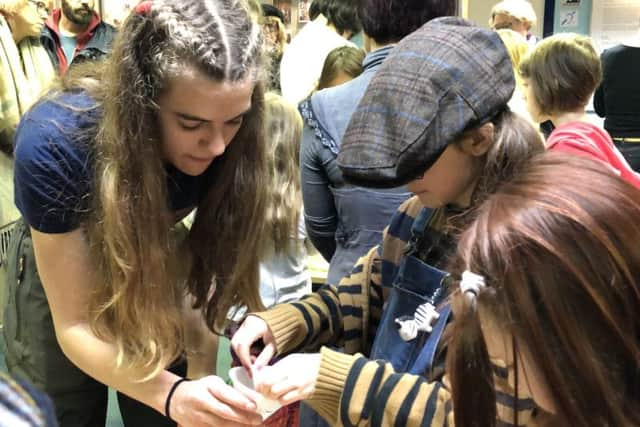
[204,378,263,425]
[231,315,274,371]
[252,342,276,370]
[171,377,263,427]
[255,353,321,405]
[279,384,315,406]
[257,375,312,406]
[230,318,263,370]
[252,365,293,399]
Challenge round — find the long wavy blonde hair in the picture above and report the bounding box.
[496,29,529,93]
[56,0,267,379]
[263,92,303,253]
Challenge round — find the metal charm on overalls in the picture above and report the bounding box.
[368,207,453,380]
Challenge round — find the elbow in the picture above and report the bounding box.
[307,230,337,261]
[51,319,90,362]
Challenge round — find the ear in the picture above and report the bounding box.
[459,123,495,157]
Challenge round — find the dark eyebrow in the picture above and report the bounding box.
[226,107,252,123]
[175,106,252,123]
[176,112,209,122]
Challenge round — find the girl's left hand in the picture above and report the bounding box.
[252,353,321,405]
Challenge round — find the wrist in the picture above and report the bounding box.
[146,373,183,416]
[165,377,190,421]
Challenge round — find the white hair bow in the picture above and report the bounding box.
[460,270,486,301]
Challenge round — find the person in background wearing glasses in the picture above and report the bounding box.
[30,0,48,19]
[0,0,55,225]
[489,0,537,46]
[41,0,115,75]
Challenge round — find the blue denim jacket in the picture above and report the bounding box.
[299,46,411,285]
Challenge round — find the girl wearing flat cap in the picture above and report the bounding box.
[232,17,545,426]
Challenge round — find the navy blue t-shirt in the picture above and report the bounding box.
[14,91,210,233]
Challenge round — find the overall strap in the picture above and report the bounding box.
[405,207,435,256]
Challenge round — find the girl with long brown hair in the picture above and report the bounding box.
[4,0,268,426]
[449,152,640,426]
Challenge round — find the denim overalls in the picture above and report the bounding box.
[369,207,452,380]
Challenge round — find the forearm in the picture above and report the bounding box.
[300,127,339,261]
[255,285,343,355]
[308,348,454,427]
[305,215,338,262]
[57,323,179,415]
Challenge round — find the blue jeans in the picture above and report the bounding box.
[299,402,332,427]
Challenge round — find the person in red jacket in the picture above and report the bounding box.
[40,0,115,75]
[520,32,640,189]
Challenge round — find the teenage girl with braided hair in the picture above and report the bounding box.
[4,1,267,426]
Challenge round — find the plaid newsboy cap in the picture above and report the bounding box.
[337,17,515,188]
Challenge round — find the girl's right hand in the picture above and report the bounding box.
[230,315,277,371]
[170,375,263,427]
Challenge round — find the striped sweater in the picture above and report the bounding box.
[0,370,58,426]
[256,196,538,426]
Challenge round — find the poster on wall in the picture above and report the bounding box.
[590,0,640,50]
[560,10,580,26]
[100,0,136,27]
[298,0,310,23]
[274,0,292,25]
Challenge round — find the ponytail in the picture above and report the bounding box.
[472,109,544,206]
[447,292,496,427]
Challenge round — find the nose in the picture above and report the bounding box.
[200,129,227,157]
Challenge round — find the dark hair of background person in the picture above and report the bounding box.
[261,2,285,23]
[317,46,365,90]
[308,0,326,20]
[324,0,361,36]
[358,0,458,44]
[448,152,640,427]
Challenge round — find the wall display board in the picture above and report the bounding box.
[590,0,640,50]
[554,0,593,34]
[269,0,311,35]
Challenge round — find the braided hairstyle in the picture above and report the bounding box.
[80,0,267,379]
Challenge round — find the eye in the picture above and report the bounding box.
[227,116,244,126]
[179,120,203,130]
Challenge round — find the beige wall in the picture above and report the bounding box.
[464,0,545,38]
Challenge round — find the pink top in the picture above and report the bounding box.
[547,121,640,189]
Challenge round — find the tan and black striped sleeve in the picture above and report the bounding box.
[307,347,455,427]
